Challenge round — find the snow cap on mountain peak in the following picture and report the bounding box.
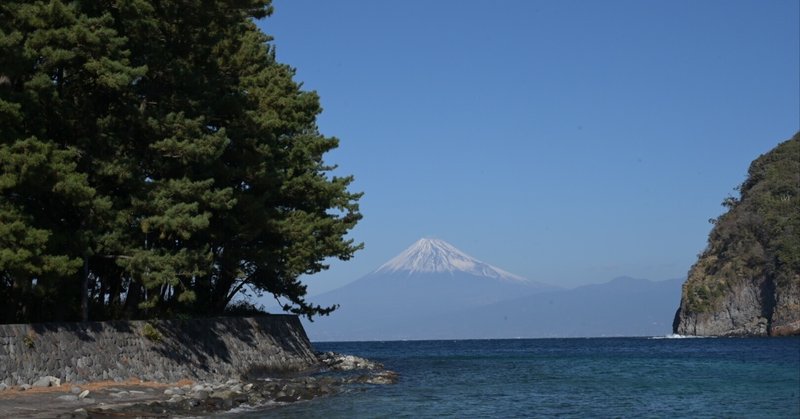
[374,237,528,281]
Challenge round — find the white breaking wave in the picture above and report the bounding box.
[374,238,528,282]
[650,334,714,339]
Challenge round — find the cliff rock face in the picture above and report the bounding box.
[673,133,800,336]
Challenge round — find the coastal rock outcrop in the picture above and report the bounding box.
[0,317,398,416]
[673,133,800,336]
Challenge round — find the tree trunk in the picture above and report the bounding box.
[81,256,89,321]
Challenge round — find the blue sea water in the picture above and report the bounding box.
[239,337,800,418]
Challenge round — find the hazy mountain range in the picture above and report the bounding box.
[301,238,683,341]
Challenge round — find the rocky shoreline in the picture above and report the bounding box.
[0,352,398,418]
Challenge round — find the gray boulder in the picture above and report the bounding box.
[32,376,61,388]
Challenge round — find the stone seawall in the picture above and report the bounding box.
[0,316,319,387]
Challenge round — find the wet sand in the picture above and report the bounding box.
[0,379,194,418]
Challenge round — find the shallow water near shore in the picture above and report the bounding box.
[237,337,799,418]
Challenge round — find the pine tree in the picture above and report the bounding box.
[0,0,361,322]
[0,0,141,322]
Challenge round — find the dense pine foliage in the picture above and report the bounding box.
[0,1,362,323]
[681,133,799,313]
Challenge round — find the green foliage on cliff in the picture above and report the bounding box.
[682,133,800,313]
[0,1,361,323]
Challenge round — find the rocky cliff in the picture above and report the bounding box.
[673,133,800,336]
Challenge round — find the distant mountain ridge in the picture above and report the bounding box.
[302,238,682,341]
[412,276,684,339]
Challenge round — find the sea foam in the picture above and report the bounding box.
[650,334,712,339]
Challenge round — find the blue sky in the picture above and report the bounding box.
[257,0,799,295]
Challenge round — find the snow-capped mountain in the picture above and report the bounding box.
[296,238,681,341]
[375,238,527,281]
[302,238,556,341]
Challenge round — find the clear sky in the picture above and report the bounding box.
[256,0,799,295]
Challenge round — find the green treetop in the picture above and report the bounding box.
[0,0,361,323]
